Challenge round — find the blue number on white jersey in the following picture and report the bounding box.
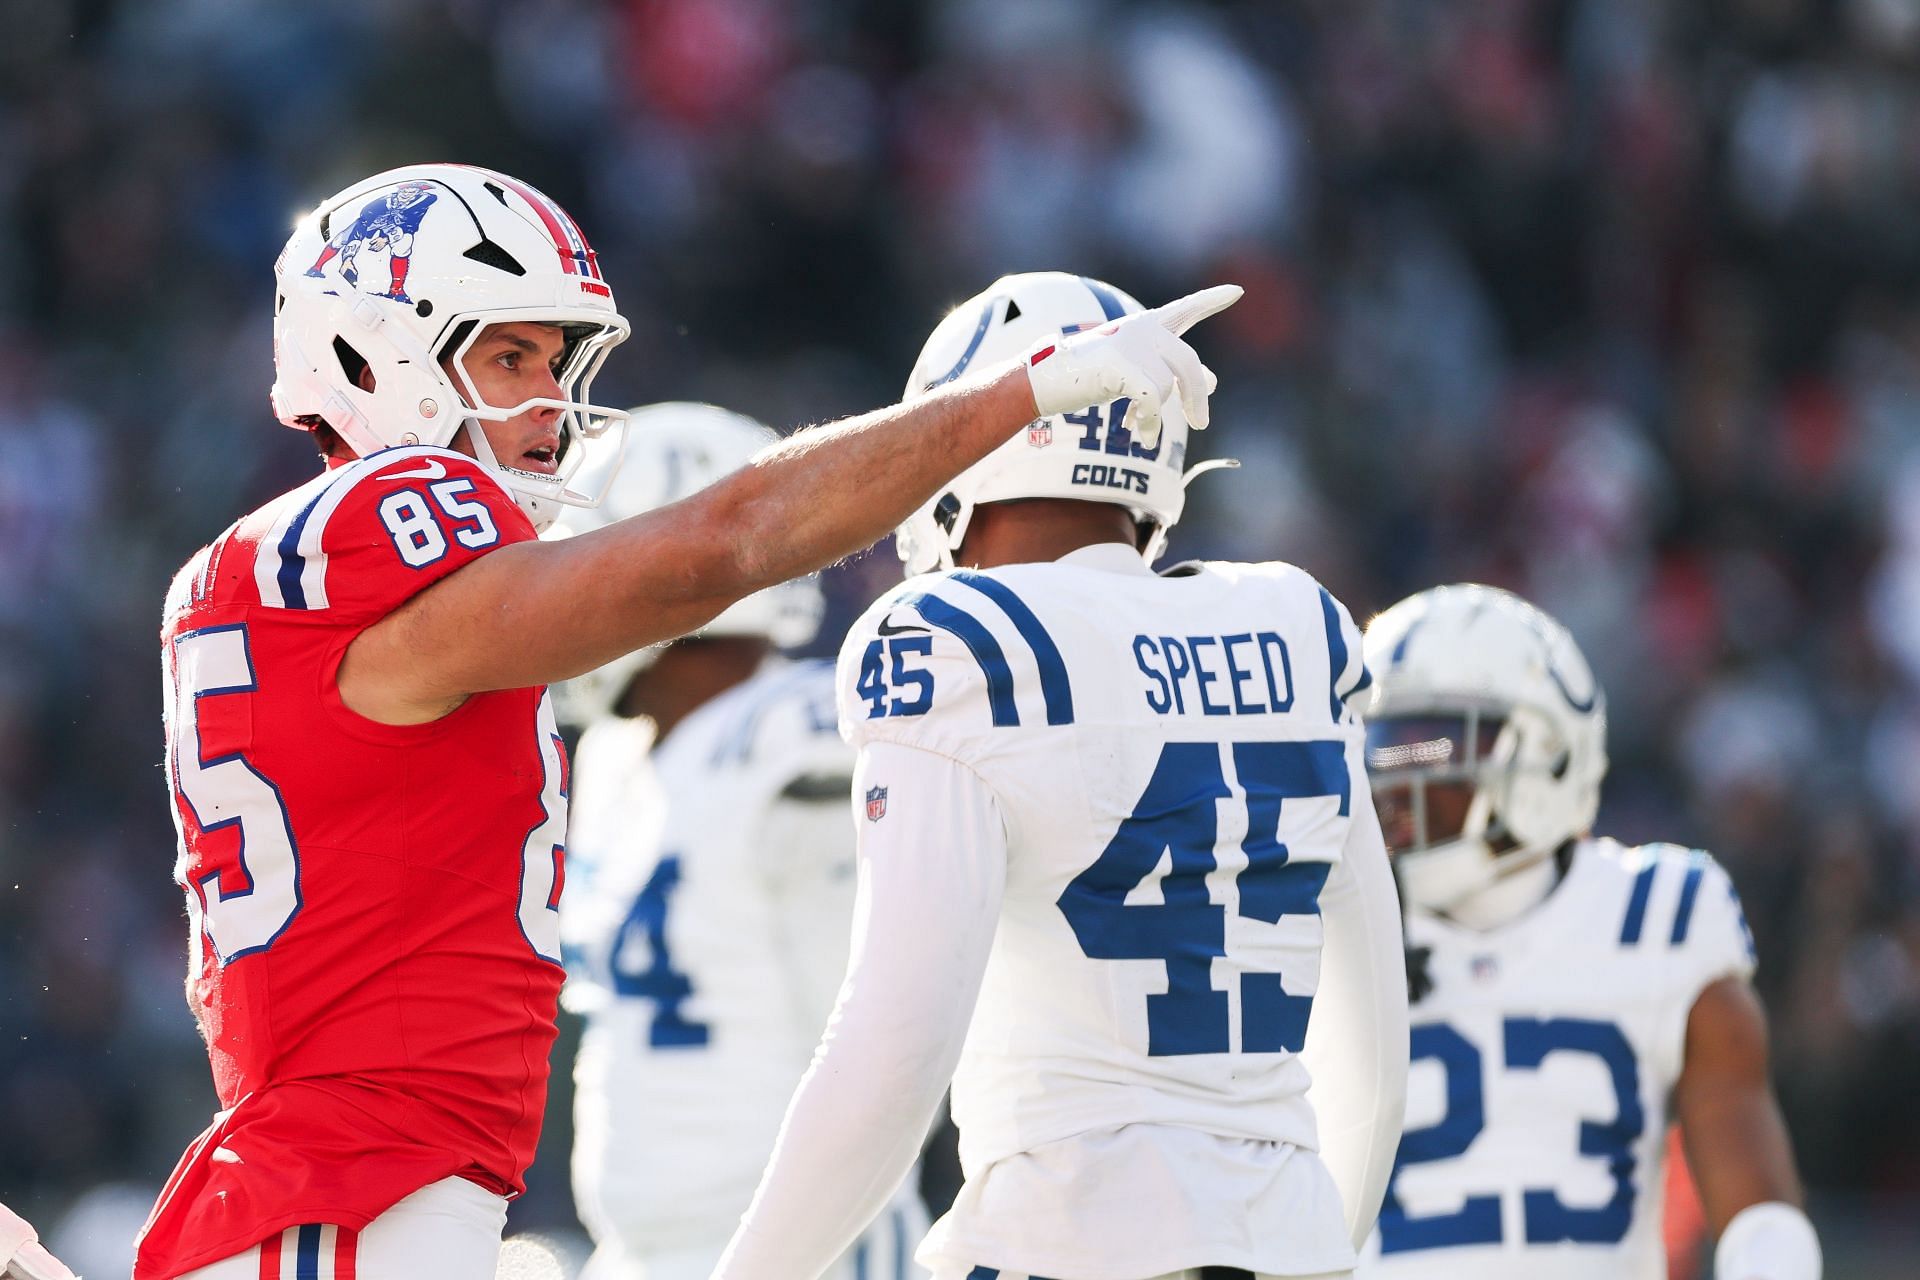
[857,636,935,718]
[610,854,710,1048]
[1380,1017,1644,1253]
[1058,738,1346,1056]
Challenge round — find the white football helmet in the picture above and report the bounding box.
[1361,584,1609,914]
[897,271,1228,574]
[272,163,631,531]
[549,403,825,725]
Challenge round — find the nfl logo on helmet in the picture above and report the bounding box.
[865,786,888,822]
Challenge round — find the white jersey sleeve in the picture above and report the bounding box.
[836,572,1029,760]
[1300,792,1410,1251]
[1627,845,1759,1079]
[714,740,1007,1280]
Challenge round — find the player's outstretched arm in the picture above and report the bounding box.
[339,286,1240,724]
[1672,976,1821,1280]
[713,742,1006,1280]
[1299,792,1411,1252]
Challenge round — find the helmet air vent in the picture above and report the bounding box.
[463,239,527,277]
[331,336,372,390]
[1003,299,1021,322]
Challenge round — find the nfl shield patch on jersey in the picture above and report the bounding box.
[866,785,888,822]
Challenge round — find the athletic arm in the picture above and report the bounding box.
[714,741,1006,1280]
[1672,976,1820,1278]
[341,367,1038,721]
[1299,792,1410,1251]
[341,282,1242,723]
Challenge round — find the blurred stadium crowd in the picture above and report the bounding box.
[2,0,1919,1273]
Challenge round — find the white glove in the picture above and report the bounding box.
[0,1204,77,1280]
[1022,283,1242,448]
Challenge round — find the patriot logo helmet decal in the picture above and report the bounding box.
[305,180,439,304]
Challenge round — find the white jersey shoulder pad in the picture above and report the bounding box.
[249,444,501,611]
[686,658,848,787]
[838,569,1076,754]
[1588,838,1758,981]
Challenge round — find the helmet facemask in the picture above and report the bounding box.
[434,316,631,529]
[273,164,633,532]
[1367,703,1568,915]
[1362,584,1609,924]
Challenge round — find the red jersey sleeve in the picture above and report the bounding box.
[251,446,536,625]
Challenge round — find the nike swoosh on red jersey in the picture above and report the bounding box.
[382,458,448,481]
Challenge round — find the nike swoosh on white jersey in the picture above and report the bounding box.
[382,458,448,481]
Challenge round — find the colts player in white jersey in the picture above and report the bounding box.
[555,405,928,1280]
[714,272,1410,1280]
[1355,585,1820,1280]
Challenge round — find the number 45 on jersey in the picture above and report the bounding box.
[1060,738,1350,1057]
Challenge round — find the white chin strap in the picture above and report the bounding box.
[1440,849,1561,931]
[1394,764,1559,929]
[1396,835,1498,915]
[457,418,580,533]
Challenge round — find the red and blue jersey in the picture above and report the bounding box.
[138,447,570,1278]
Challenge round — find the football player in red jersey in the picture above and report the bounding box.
[141,163,1242,1280]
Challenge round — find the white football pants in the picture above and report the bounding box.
[168,1176,507,1279]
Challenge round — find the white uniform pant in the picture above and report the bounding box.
[170,1176,508,1279]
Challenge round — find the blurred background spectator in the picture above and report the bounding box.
[2,0,1918,1274]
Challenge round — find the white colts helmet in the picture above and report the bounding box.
[549,403,825,725]
[1361,584,1609,913]
[272,163,632,531]
[897,271,1222,574]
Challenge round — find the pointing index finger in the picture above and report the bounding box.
[1148,283,1244,337]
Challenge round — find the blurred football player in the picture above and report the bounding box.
[714,272,1409,1280]
[1354,585,1820,1280]
[555,403,927,1280]
[145,162,1238,1280]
